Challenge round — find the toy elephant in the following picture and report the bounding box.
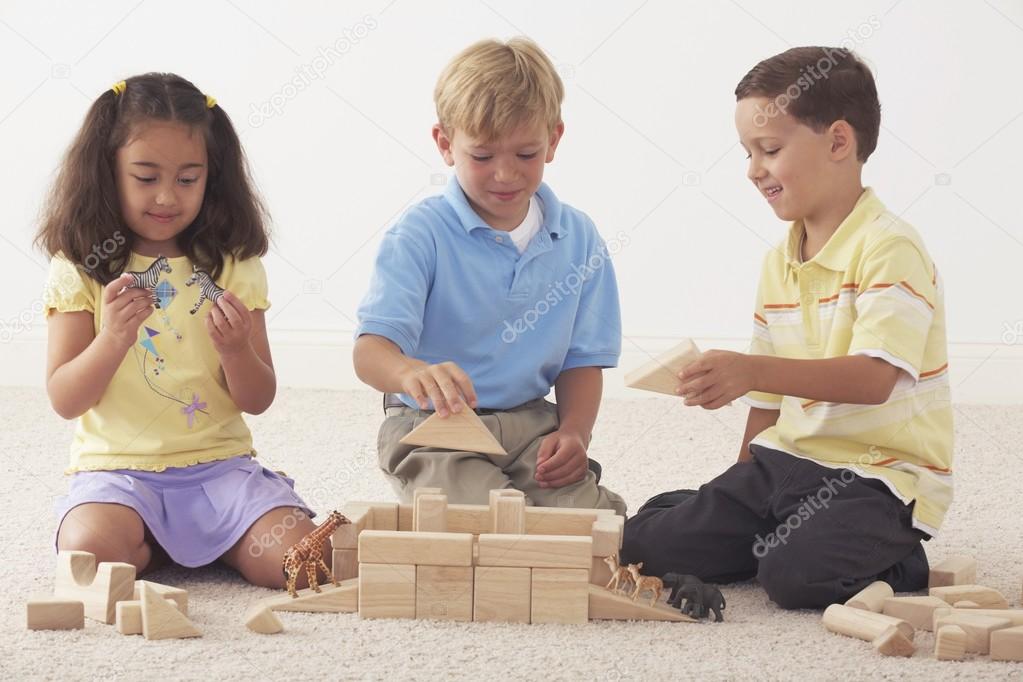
[667,579,726,622]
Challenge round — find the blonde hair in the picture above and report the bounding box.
[434,37,564,141]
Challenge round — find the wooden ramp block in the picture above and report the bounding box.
[359,530,473,566]
[477,534,592,569]
[882,596,949,631]
[399,408,507,456]
[26,597,84,630]
[872,625,916,657]
[416,565,473,621]
[333,548,359,581]
[359,564,415,619]
[116,598,180,635]
[414,493,448,532]
[473,567,531,623]
[490,490,525,534]
[523,507,615,536]
[133,580,187,615]
[54,551,136,624]
[446,504,492,534]
[141,583,201,640]
[531,568,589,624]
[591,516,623,557]
[935,624,967,660]
[934,612,1012,654]
[588,585,694,622]
[624,338,701,395]
[264,578,358,613]
[822,604,914,642]
[991,625,1023,662]
[930,584,1009,609]
[244,606,283,634]
[929,555,977,588]
[846,581,894,612]
[332,503,371,549]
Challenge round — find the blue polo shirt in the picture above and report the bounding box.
[356,177,622,410]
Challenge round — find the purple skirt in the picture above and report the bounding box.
[54,455,314,567]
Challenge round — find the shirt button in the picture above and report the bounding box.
[495,236,503,242]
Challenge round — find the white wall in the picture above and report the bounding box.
[2,0,1021,401]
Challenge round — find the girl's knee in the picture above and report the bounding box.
[57,504,149,567]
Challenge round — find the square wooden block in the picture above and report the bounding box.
[416,565,473,621]
[359,564,415,619]
[531,568,588,624]
[474,566,531,623]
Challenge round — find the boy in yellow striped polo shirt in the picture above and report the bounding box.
[621,47,953,609]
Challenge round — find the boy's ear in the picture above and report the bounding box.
[432,124,455,166]
[545,121,565,163]
[828,120,857,162]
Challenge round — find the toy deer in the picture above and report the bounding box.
[603,553,634,594]
[627,562,663,606]
[282,510,349,598]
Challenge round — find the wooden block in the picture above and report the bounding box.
[523,507,615,536]
[398,504,413,531]
[591,555,613,587]
[332,503,371,549]
[399,408,507,456]
[624,338,701,395]
[935,624,967,661]
[416,565,473,621]
[333,548,359,581]
[929,555,977,588]
[491,493,525,534]
[140,582,201,640]
[954,600,980,609]
[930,584,1009,609]
[359,530,473,566]
[991,625,1023,662]
[882,596,949,631]
[413,487,444,503]
[872,625,916,657]
[822,604,915,642]
[54,551,136,624]
[473,566,531,623]
[934,612,1013,654]
[359,563,416,619]
[414,493,448,532]
[588,585,694,622]
[531,568,589,624]
[846,581,894,612]
[446,504,492,534]
[935,608,1023,628]
[591,517,623,557]
[477,534,592,569]
[244,606,283,634]
[133,580,187,615]
[263,579,358,613]
[26,597,84,630]
[368,502,399,531]
[115,598,180,635]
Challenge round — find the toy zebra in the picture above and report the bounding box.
[125,256,172,308]
[184,267,226,315]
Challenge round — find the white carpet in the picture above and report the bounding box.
[3,386,1022,681]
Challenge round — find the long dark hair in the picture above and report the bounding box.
[36,72,269,283]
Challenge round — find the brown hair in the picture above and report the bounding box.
[434,37,563,142]
[735,47,881,162]
[35,72,269,284]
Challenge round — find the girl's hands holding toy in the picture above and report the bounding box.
[101,274,154,349]
[535,429,589,488]
[399,361,478,417]
[678,350,756,409]
[206,290,252,356]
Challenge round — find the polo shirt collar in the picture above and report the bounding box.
[443,176,566,238]
[784,187,885,271]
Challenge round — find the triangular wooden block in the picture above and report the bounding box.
[587,584,695,622]
[141,583,201,640]
[262,578,359,613]
[244,606,284,634]
[399,407,507,456]
[624,339,701,396]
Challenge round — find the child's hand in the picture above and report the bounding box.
[535,430,588,488]
[206,290,253,356]
[678,350,755,409]
[398,362,477,417]
[101,274,153,349]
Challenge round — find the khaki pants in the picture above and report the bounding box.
[377,398,627,515]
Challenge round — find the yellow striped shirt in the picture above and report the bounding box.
[744,188,953,534]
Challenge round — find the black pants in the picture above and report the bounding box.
[620,445,930,609]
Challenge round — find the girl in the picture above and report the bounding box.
[37,73,321,589]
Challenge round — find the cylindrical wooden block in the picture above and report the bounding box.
[845,580,894,612]
[823,604,914,642]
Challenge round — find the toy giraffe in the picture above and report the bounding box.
[282,510,350,598]
[603,553,634,594]
[627,562,664,607]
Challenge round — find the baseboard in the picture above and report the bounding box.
[4,330,1021,404]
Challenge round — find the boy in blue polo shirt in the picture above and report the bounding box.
[354,37,626,514]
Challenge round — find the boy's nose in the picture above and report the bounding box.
[747,162,765,183]
[494,159,517,183]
